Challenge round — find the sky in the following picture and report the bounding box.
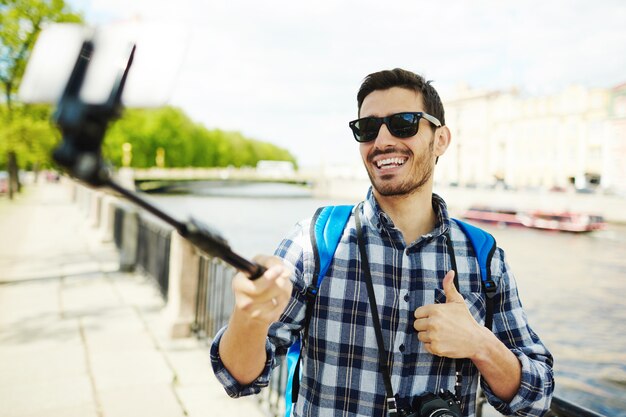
[65,0,626,168]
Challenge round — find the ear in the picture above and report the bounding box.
[433,126,452,158]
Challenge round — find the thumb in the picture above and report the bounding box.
[443,270,463,303]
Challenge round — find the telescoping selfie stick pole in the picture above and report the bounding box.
[51,39,266,280]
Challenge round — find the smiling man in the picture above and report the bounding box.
[211,68,554,417]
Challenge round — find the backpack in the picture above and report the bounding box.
[284,205,497,417]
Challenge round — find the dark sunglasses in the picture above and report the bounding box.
[348,112,442,143]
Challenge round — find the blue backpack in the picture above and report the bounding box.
[284,205,497,417]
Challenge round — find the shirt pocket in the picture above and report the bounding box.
[433,289,486,326]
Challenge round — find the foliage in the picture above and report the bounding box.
[0,103,59,169]
[0,0,82,174]
[0,0,82,109]
[0,104,298,170]
[103,107,297,169]
[0,2,296,171]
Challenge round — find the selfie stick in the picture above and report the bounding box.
[52,40,266,280]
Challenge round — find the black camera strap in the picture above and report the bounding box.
[355,205,400,417]
[355,204,467,417]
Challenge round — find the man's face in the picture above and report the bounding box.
[358,87,438,197]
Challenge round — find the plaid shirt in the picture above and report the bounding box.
[211,190,554,417]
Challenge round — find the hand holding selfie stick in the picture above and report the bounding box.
[52,39,266,280]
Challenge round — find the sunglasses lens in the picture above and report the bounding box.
[353,118,381,142]
[389,113,419,138]
[350,113,421,142]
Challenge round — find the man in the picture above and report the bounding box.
[211,68,554,416]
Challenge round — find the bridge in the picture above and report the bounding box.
[126,166,319,192]
[120,167,626,224]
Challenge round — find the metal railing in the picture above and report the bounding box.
[262,363,287,417]
[135,216,172,297]
[192,254,288,416]
[546,396,605,417]
[477,390,605,417]
[193,256,236,338]
[113,206,125,250]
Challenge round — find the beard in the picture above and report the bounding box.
[364,138,435,197]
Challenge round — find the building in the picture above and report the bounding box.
[436,82,626,194]
[604,83,626,195]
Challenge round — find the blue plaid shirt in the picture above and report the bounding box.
[211,190,554,416]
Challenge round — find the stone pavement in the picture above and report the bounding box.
[0,181,266,417]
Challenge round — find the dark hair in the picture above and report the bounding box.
[357,68,445,126]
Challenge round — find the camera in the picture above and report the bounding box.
[400,389,462,417]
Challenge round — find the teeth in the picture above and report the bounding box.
[376,157,406,168]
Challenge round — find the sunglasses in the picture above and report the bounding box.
[348,112,442,143]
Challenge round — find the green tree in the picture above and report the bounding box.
[0,103,59,167]
[0,0,82,198]
[102,106,297,169]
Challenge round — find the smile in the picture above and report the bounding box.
[375,157,407,169]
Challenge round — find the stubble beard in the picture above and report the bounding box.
[365,138,435,197]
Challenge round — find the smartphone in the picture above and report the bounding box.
[19,21,188,107]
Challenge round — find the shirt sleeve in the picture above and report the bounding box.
[209,219,312,397]
[481,248,555,415]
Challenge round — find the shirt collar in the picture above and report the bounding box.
[362,187,451,242]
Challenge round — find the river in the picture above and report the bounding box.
[147,182,626,416]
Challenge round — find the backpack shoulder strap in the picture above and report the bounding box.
[285,204,353,417]
[451,218,498,329]
[311,205,354,287]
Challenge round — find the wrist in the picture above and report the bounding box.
[219,310,271,386]
[470,326,498,363]
[229,307,273,335]
[468,326,522,402]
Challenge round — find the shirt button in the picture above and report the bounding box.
[399,344,405,352]
[404,293,410,302]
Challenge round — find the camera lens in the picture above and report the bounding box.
[412,390,462,417]
[428,410,458,417]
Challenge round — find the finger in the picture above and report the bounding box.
[273,262,294,286]
[263,263,285,283]
[274,277,294,303]
[259,261,292,290]
[413,317,429,332]
[253,254,286,269]
[262,296,279,309]
[265,264,293,302]
[234,263,283,295]
[278,261,294,280]
[246,255,287,287]
[414,305,434,319]
[417,331,431,343]
[240,289,283,315]
[257,271,294,306]
[443,270,463,303]
[271,293,290,310]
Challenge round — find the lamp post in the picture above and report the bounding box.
[122,142,132,167]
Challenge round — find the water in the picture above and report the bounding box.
[147,183,626,416]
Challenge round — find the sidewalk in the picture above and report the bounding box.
[0,181,265,417]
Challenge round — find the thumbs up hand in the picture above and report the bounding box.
[413,270,486,359]
[443,269,464,304]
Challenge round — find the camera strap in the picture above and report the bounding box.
[355,203,467,417]
[355,205,400,417]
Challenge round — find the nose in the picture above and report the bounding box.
[373,123,397,147]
